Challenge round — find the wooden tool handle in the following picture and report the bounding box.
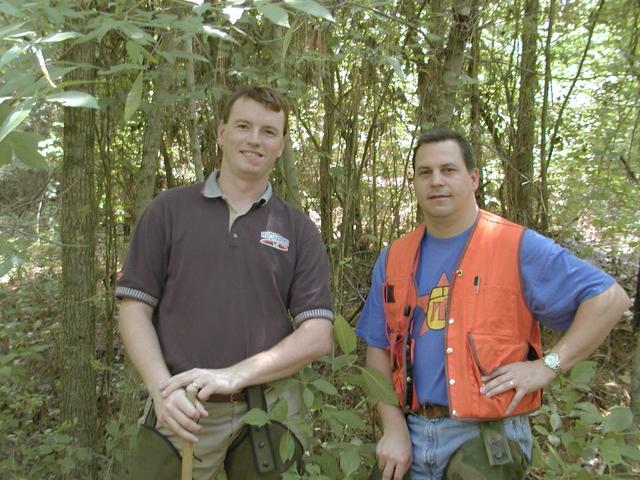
[181,384,199,480]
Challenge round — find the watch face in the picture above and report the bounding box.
[545,352,560,369]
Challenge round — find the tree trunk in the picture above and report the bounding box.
[468,22,484,208]
[133,34,176,220]
[185,35,204,182]
[59,38,97,479]
[417,0,479,129]
[503,0,539,227]
[538,0,556,233]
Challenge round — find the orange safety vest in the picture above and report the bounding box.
[383,209,542,420]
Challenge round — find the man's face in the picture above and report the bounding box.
[217,96,285,182]
[413,140,479,222]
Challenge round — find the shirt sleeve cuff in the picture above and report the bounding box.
[115,286,159,308]
[294,308,334,325]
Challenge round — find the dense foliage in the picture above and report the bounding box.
[0,0,638,478]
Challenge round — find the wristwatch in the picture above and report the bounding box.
[543,352,561,374]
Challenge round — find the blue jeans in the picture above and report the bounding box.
[406,414,532,480]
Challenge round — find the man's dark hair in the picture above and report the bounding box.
[413,128,476,171]
[222,86,290,135]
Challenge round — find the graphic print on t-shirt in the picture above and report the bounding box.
[417,272,449,335]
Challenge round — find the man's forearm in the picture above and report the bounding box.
[118,298,171,399]
[159,317,333,397]
[550,282,631,372]
[230,317,333,388]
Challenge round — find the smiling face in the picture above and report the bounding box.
[414,140,479,235]
[217,96,285,183]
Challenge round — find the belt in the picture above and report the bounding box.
[417,403,449,418]
[206,391,247,403]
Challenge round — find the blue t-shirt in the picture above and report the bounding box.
[355,227,615,406]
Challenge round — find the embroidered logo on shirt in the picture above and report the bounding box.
[259,231,290,252]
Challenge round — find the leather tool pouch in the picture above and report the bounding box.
[224,385,304,479]
[129,402,181,480]
[445,421,527,480]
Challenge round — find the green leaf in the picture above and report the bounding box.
[617,443,640,461]
[602,406,633,433]
[333,314,356,354]
[330,410,365,429]
[358,366,398,405]
[279,429,295,462]
[282,27,293,67]
[339,446,360,476]
[571,402,602,425]
[0,22,26,39]
[46,91,99,109]
[269,398,289,422]
[7,131,47,169]
[303,386,314,408]
[241,408,269,426]
[124,72,143,123]
[257,3,290,27]
[0,99,34,143]
[311,378,338,395]
[0,45,28,68]
[550,412,562,431]
[39,32,82,43]
[600,438,624,465]
[0,139,11,166]
[284,0,335,22]
[570,361,596,385]
[202,25,237,44]
[383,55,405,80]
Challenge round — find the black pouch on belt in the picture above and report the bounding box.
[224,385,304,479]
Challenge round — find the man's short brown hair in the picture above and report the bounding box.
[222,86,290,135]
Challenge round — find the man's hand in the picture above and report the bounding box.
[375,422,413,480]
[153,388,208,443]
[158,367,242,402]
[480,359,556,415]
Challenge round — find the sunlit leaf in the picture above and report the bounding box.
[357,366,398,406]
[257,3,290,27]
[46,91,99,109]
[0,22,25,39]
[333,314,356,354]
[202,25,237,44]
[284,0,334,22]
[8,131,47,169]
[384,55,405,80]
[39,32,82,43]
[124,72,143,123]
[0,99,34,143]
[0,45,27,68]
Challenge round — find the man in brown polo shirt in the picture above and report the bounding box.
[116,86,333,479]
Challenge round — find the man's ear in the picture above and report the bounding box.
[470,168,480,191]
[216,121,225,146]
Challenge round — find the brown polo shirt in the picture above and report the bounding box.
[116,172,333,374]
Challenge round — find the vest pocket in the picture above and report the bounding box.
[467,332,529,376]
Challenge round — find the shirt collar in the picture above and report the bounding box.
[201,170,272,206]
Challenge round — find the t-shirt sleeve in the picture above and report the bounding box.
[289,217,334,324]
[355,248,390,349]
[520,229,616,331]
[115,198,170,307]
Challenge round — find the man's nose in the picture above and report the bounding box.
[430,171,445,185]
[247,128,261,144]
